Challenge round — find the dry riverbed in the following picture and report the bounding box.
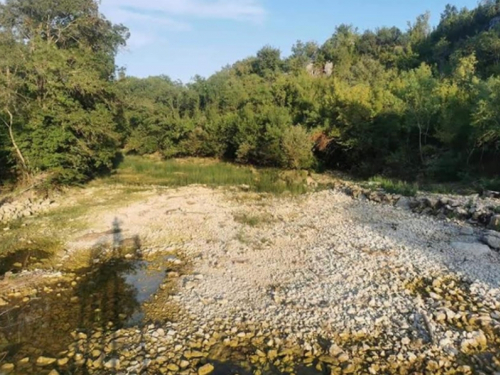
[1,184,500,374]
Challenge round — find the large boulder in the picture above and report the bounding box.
[483,230,500,250]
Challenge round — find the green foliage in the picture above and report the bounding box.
[369,176,418,197]
[2,0,500,188]
[0,0,128,184]
[106,156,309,195]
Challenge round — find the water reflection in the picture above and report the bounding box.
[0,249,52,275]
[0,219,167,373]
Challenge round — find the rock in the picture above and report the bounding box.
[198,363,215,375]
[57,358,69,366]
[459,227,474,236]
[17,358,30,366]
[104,358,120,370]
[451,242,491,256]
[488,215,500,231]
[482,231,500,249]
[395,197,410,210]
[180,360,190,369]
[167,364,179,371]
[36,356,57,366]
[0,363,14,373]
[482,190,500,198]
[0,297,8,306]
[48,370,60,375]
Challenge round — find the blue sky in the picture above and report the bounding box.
[100,0,480,82]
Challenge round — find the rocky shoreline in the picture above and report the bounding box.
[336,181,500,251]
[1,185,500,374]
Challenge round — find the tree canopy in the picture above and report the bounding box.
[1,1,500,185]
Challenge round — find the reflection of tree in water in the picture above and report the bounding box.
[0,219,144,371]
[75,258,142,330]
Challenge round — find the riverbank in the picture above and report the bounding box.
[0,159,500,374]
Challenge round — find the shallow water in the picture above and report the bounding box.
[0,255,169,373]
[0,249,52,275]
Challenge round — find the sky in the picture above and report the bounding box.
[100,0,480,83]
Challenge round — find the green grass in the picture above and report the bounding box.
[368,176,418,197]
[104,156,309,195]
[233,212,274,227]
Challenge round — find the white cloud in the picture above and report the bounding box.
[101,0,265,50]
[105,7,192,32]
[102,0,266,23]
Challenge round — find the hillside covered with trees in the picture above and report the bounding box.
[1,0,500,186]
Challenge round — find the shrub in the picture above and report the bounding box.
[281,126,315,169]
[369,176,418,196]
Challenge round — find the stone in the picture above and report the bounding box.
[459,226,474,236]
[17,358,30,366]
[104,358,120,370]
[0,297,8,306]
[451,242,491,256]
[0,363,14,373]
[180,360,190,369]
[488,215,500,231]
[36,356,57,366]
[48,370,60,375]
[198,363,215,375]
[57,358,69,366]
[167,364,179,371]
[483,231,500,249]
[395,197,410,210]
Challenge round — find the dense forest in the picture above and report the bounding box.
[1,0,500,186]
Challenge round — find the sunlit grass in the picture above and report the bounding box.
[104,156,309,195]
[368,176,418,197]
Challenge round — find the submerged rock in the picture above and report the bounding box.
[198,363,215,375]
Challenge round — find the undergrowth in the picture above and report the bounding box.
[104,156,309,195]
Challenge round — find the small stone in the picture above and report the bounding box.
[104,358,120,369]
[167,364,179,371]
[57,358,69,366]
[17,358,30,366]
[198,363,215,375]
[0,363,14,373]
[338,353,349,363]
[180,360,190,369]
[48,370,60,375]
[0,297,8,306]
[36,356,57,366]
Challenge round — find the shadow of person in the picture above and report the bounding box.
[70,218,145,373]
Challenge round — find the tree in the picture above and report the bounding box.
[396,64,439,165]
[252,46,282,77]
[0,0,129,183]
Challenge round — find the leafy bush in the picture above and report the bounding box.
[369,176,419,196]
[281,126,315,169]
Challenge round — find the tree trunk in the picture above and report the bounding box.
[4,109,29,175]
[418,124,425,164]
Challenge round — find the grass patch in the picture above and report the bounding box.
[233,212,274,227]
[104,156,309,195]
[368,176,418,197]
